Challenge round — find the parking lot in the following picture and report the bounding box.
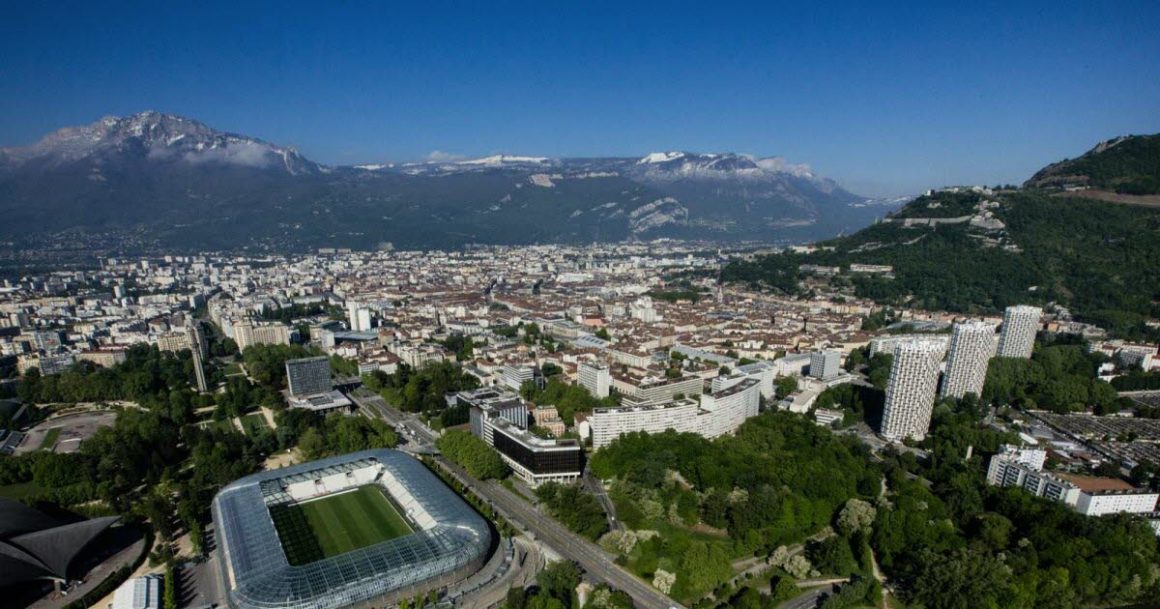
[14,410,118,454]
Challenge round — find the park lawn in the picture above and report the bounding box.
[271,485,413,565]
[240,413,269,436]
[0,481,45,501]
[38,427,62,451]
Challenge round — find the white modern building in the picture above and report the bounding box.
[996,305,1042,359]
[590,379,761,448]
[578,361,611,398]
[809,350,841,380]
[940,321,996,399]
[697,379,761,438]
[879,339,945,441]
[733,361,775,399]
[987,452,1158,518]
[985,445,1048,482]
[500,365,537,392]
[590,399,700,449]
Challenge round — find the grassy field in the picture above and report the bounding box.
[0,481,45,501]
[38,427,61,451]
[270,485,413,565]
[240,413,269,436]
[199,419,239,434]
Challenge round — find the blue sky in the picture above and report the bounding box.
[2,1,1158,196]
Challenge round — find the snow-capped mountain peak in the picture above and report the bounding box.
[456,154,552,167]
[2,111,321,175]
[638,151,687,164]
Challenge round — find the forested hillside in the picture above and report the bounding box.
[723,189,1160,339]
[1026,134,1160,194]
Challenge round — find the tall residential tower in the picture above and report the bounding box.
[880,339,945,441]
[996,305,1042,358]
[940,321,996,399]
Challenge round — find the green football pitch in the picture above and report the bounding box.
[270,485,414,565]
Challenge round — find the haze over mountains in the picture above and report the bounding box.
[0,112,902,252]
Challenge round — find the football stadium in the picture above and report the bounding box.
[211,449,492,609]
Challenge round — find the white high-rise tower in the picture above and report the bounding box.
[578,361,611,398]
[941,321,996,399]
[996,305,1041,359]
[880,339,945,441]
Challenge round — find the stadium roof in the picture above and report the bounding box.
[212,449,491,609]
[0,498,119,587]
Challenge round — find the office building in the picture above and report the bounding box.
[940,321,996,399]
[459,388,527,443]
[578,361,611,398]
[489,419,583,487]
[500,365,538,392]
[879,339,945,441]
[996,305,1042,359]
[809,350,841,380]
[285,356,332,397]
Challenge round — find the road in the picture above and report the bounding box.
[357,389,683,609]
[436,456,683,609]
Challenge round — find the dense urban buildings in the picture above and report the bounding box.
[940,321,996,399]
[879,339,945,441]
[996,305,1043,358]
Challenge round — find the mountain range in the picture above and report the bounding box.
[0,112,901,251]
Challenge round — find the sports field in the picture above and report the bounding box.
[270,485,414,565]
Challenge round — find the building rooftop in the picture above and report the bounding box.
[1055,473,1139,493]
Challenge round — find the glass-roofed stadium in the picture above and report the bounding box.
[211,449,492,609]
